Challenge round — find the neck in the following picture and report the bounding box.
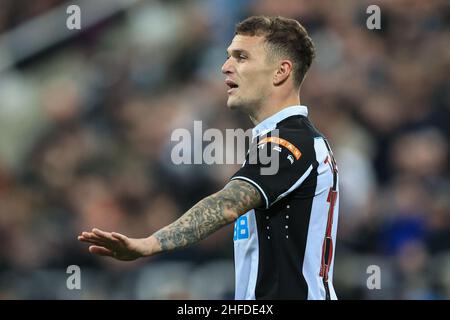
[249,92,301,125]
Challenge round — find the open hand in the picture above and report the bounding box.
[78,228,154,261]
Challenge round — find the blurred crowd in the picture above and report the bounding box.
[0,0,449,299]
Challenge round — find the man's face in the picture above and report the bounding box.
[221,35,277,113]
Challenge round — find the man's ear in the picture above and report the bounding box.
[273,60,293,86]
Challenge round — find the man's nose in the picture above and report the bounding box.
[221,58,233,75]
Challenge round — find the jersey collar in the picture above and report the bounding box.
[252,105,308,139]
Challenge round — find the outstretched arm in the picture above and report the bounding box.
[78,179,262,260]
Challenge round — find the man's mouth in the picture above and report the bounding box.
[225,79,239,94]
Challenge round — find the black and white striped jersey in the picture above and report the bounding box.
[231,105,339,300]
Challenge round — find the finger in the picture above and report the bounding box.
[92,228,117,242]
[78,235,90,242]
[80,232,94,239]
[111,232,128,245]
[89,245,115,257]
[78,236,108,246]
[79,233,107,245]
[82,232,107,242]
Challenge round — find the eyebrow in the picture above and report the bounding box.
[226,49,250,56]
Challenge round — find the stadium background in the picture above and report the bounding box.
[0,0,449,299]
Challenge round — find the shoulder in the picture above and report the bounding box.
[256,117,321,160]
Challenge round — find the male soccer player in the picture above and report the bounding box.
[78,16,339,300]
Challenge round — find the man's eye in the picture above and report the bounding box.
[225,54,246,62]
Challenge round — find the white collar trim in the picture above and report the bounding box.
[252,105,308,138]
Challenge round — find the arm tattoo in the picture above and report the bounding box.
[153,179,262,251]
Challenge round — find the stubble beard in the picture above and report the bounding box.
[228,96,264,124]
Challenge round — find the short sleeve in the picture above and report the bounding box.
[231,131,315,209]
